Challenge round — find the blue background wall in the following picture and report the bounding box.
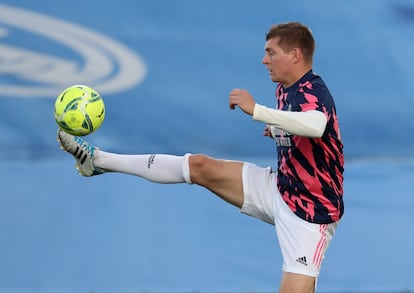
[1,0,414,292]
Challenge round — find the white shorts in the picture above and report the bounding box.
[240,162,338,277]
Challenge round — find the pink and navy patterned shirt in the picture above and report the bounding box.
[275,70,344,224]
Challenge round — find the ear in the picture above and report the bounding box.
[291,48,301,64]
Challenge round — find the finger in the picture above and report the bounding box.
[230,88,242,94]
[229,95,239,110]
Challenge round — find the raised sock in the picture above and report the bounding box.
[94,151,191,184]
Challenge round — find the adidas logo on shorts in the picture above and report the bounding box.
[296,256,308,266]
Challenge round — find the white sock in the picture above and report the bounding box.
[94,151,192,184]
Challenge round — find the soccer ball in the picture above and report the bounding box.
[54,85,105,136]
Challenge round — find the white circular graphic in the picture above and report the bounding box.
[0,4,147,98]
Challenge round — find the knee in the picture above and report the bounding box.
[188,154,212,182]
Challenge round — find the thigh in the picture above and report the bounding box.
[280,272,316,293]
[240,162,278,224]
[275,194,338,277]
[189,154,245,208]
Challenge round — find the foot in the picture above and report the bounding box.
[57,129,105,176]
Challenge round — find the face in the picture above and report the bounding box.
[262,37,294,85]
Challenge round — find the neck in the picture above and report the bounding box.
[283,66,312,88]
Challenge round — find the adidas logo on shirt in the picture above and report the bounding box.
[296,256,308,266]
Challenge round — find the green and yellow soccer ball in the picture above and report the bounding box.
[54,85,105,136]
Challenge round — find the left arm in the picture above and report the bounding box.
[253,104,327,138]
[229,88,327,138]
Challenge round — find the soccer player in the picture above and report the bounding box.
[58,22,344,293]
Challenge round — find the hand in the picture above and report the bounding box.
[229,88,256,115]
[264,125,274,138]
